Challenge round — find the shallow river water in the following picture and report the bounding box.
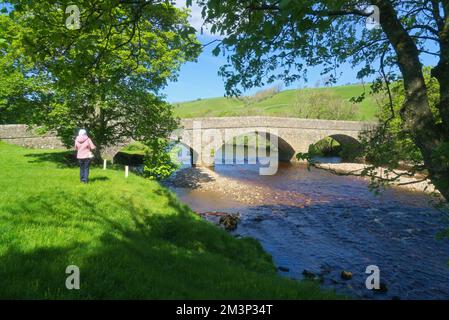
[169,161,449,300]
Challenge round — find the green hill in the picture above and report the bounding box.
[174,84,380,121]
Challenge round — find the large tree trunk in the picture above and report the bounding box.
[431,1,449,133]
[375,0,449,200]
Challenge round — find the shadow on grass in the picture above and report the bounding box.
[0,187,333,299]
[24,151,78,168]
[89,177,110,183]
[24,151,115,172]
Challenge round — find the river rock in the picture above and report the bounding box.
[219,213,241,231]
[302,270,324,283]
[302,270,316,279]
[278,266,290,272]
[341,271,353,280]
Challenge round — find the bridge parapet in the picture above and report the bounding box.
[180,117,375,131]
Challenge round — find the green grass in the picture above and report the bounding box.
[0,141,340,299]
[119,142,148,156]
[174,84,380,121]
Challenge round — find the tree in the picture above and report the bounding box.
[143,139,179,180]
[0,11,48,124]
[1,0,201,156]
[194,0,449,201]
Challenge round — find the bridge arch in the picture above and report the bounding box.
[214,130,296,164]
[168,140,199,166]
[327,134,361,147]
[309,133,362,161]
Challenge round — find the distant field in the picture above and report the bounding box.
[173,84,381,121]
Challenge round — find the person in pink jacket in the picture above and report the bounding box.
[75,129,96,183]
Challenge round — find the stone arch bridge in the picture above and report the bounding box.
[103,117,375,165]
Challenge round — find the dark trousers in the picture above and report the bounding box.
[79,159,91,183]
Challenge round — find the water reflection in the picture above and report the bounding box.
[169,145,449,300]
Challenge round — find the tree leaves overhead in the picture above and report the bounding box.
[195,0,439,96]
[1,0,202,152]
[4,0,201,91]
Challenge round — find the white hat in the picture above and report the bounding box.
[78,129,87,136]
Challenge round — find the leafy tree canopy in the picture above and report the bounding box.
[1,0,202,154]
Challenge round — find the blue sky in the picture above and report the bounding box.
[163,1,439,103]
[163,34,380,103]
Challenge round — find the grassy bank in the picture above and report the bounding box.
[0,142,338,299]
[174,84,380,121]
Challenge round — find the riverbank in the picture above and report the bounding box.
[313,163,437,195]
[0,142,338,299]
[165,166,316,207]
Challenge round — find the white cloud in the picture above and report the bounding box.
[173,0,216,36]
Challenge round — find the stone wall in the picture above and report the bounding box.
[0,124,65,150]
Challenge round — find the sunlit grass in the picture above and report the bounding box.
[0,142,340,299]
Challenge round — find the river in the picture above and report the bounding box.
[165,147,449,300]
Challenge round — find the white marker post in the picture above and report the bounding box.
[125,166,129,178]
[103,159,107,170]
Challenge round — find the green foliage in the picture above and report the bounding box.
[352,68,449,195]
[293,89,360,120]
[358,70,439,173]
[143,140,179,181]
[195,0,388,96]
[1,0,201,152]
[0,13,49,124]
[242,84,283,104]
[120,142,148,156]
[299,136,362,163]
[308,137,342,158]
[339,143,363,162]
[0,141,339,299]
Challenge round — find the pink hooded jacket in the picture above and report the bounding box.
[75,135,96,159]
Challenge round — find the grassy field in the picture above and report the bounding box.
[173,84,380,121]
[0,141,339,299]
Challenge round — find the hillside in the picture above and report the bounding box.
[173,84,380,121]
[0,141,338,299]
